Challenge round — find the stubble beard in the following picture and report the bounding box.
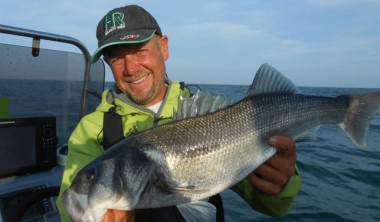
[128,80,166,106]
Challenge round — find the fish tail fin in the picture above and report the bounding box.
[177,200,216,222]
[340,92,380,147]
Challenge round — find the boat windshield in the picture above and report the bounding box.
[0,40,105,148]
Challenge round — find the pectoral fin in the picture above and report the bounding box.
[177,201,216,222]
[172,187,210,195]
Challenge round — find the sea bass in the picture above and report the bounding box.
[63,63,380,222]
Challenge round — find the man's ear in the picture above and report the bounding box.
[159,35,169,61]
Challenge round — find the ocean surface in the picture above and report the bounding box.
[178,84,380,222]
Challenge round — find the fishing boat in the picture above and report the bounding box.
[0,24,105,222]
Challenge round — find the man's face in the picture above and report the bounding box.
[104,35,169,107]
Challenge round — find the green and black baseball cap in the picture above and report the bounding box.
[91,5,162,63]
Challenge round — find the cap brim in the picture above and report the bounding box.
[91,29,156,63]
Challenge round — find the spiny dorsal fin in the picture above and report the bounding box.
[174,91,233,121]
[247,63,300,96]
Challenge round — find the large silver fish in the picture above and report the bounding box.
[63,63,380,222]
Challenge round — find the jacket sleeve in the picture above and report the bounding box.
[230,168,301,217]
[55,116,105,222]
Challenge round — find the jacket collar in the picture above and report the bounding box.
[97,78,183,119]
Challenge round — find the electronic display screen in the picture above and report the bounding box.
[0,126,36,176]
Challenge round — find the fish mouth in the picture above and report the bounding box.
[64,188,111,221]
[63,188,88,221]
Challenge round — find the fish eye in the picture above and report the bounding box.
[81,168,96,184]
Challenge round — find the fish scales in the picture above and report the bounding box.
[125,94,349,204]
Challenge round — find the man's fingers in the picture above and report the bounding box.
[246,172,283,196]
[103,210,115,222]
[268,136,296,159]
[103,209,135,222]
[254,163,289,187]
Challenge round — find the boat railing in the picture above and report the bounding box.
[0,24,104,119]
[0,24,105,147]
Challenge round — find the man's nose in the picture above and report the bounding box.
[123,54,140,75]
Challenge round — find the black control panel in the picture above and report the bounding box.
[0,116,58,178]
[0,184,55,221]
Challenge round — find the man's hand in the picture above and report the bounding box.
[246,136,297,196]
[103,209,135,222]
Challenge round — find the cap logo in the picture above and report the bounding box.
[120,34,140,40]
[104,11,125,36]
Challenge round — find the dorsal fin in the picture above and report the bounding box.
[174,91,233,121]
[247,63,300,96]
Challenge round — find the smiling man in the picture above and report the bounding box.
[103,36,168,107]
[56,4,301,222]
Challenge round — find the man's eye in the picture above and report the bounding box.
[110,57,123,65]
[136,49,147,56]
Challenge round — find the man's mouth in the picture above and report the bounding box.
[129,74,149,84]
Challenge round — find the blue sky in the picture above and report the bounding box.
[1,0,380,87]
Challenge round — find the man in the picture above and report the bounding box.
[56,4,301,222]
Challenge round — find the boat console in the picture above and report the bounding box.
[0,116,57,179]
[0,25,105,221]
